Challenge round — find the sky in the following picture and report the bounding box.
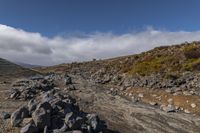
[0,0,200,65]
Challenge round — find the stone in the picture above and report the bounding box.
[20,122,39,133]
[42,93,54,102]
[131,96,139,103]
[51,115,65,129]
[72,130,83,133]
[59,123,68,132]
[1,111,11,119]
[32,107,51,129]
[37,101,52,113]
[191,103,196,108]
[183,91,191,96]
[149,102,157,106]
[43,126,49,133]
[138,93,144,98]
[10,90,20,99]
[86,114,99,131]
[65,75,72,85]
[67,84,76,91]
[30,75,44,80]
[65,112,76,128]
[167,98,173,105]
[28,99,37,115]
[184,109,190,114]
[11,106,29,127]
[162,104,176,113]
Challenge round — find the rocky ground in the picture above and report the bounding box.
[1,72,200,133]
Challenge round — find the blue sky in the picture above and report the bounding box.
[1,0,200,65]
[0,0,200,36]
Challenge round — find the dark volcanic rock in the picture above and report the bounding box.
[65,74,72,85]
[32,107,51,129]
[20,121,39,133]
[28,99,38,115]
[11,106,29,127]
[1,111,11,119]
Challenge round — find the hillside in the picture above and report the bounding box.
[36,41,200,77]
[0,58,37,81]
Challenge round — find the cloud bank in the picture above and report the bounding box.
[0,24,200,66]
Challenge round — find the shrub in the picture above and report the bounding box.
[182,59,200,71]
[127,56,177,76]
[183,44,200,59]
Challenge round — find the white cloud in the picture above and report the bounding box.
[0,24,200,66]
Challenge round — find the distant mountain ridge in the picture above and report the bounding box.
[15,62,41,68]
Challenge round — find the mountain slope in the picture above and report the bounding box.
[36,41,200,77]
[0,58,37,80]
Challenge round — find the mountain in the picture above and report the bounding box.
[0,58,38,81]
[15,62,41,68]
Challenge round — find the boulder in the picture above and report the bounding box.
[65,112,77,128]
[10,89,20,99]
[86,114,99,131]
[161,104,176,113]
[20,121,39,133]
[11,106,29,127]
[28,99,38,115]
[51,115,65,129]
[1,111,11,119]
[43,126,49,133]
[64,112,86,130]
[65,75,72,85]
[36,101,52,113]
[32,102,52,129]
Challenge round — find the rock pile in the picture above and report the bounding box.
[7,75,110,133]
[119,72,200,96]
[9,75,55,100]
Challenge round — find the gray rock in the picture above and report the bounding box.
[20,122,39,133]
[51,115,65,129]
[30,75,44,80]
[72,130,83,133]
[32,107,51,129]
[36,101,52,113]
[86,114,99,131]
[43,126,49,133]
[149,102,157,106]
[59,123,68,132]
[1,111,11,119]
[65,75,72,85]
[162,105,176,113]
[65,112,76,128]
[28,99,37,115]
[11,106,29,127]
[42,93,54,102]
[10,90,20,99]
[67,84,76,91]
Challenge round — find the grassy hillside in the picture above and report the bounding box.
[36,41,200,78]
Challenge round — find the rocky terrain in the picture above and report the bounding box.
[1,42,200,132]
